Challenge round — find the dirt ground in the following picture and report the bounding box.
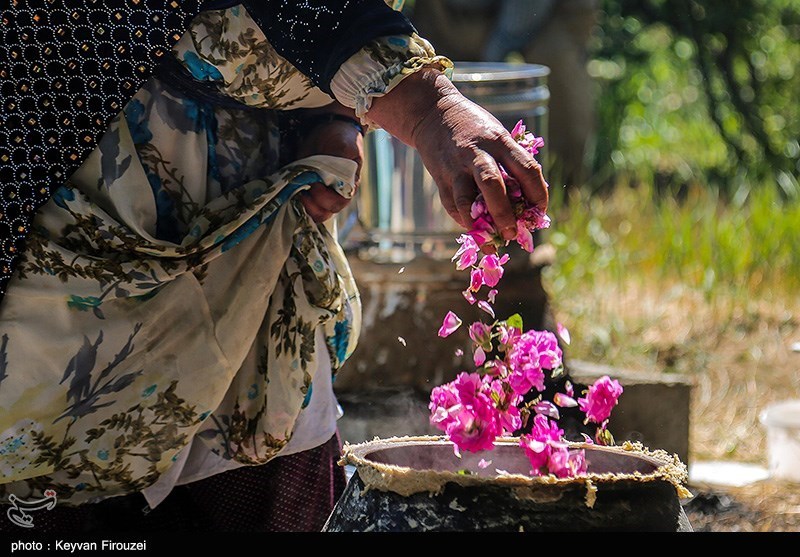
[682,479,800,532]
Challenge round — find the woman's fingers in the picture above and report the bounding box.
[470,151,517,240]
[300,183,352,223]
[493,138,549,213]
[450,174,476,229]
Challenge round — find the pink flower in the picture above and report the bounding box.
[496,323,521,350]
[554,392,578,408]
[468,321,493,346]
[519,435,549,473]
[519,414,566,475]
[483,358,507,377]
[510,120,545,157]
[557,323,571,346]
[469,216,497,247]
[453,234,479,271]
[578,375,623,424]
[505,330,562,396]
[473,346,487,367]
[531,412,564,443]
[438,311,463,338]
[548,446,587,478]
[516,221,535,252]
[533,400,560,420]
[477,300,495,318]
[546,443,572,477]
[428,119,621,479]
[478,253,509,288]
[525,330,563,371]
[510,119,527,140]
[519,205,551,231]
[429,381,460,430]
[462,288,477,305]
[470,197,488,220]
[470,268,484,292]
[566,449,588,476]
[443,373,503,453]
[488,378,523,433]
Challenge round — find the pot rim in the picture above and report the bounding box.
[340,435,690,499]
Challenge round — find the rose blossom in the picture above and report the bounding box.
[428,119,623,477]
[442,373,503,452]
[578,375,624,424]
[478,253,510,288]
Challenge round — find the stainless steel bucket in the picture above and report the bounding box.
[349,62,550,262]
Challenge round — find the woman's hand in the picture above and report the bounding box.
[366,68,549,242]
[294,104,364,223]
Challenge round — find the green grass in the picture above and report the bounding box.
[540,177,800,369]
[544,178,800,302]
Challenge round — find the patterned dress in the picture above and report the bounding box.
[0,4,452,510]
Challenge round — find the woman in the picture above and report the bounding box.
[0,1,548,532]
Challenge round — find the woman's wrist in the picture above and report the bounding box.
[366,67,461,148]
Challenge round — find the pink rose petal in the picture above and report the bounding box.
[477,301,495,318]
[438,311,463,338]
[557,323,571,345]
[554,392,577,408]
[533,400,560,420]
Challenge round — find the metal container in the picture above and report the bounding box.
[352,62,550,262]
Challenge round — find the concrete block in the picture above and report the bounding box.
[567,359,694,466]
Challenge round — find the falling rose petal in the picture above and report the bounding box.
[554,392,578,408]
[438,311,463,338]
[533,400,560,420]
[516,223,534,252]
[478,459,492,469]
[487,289,498,304]
[473,346,486,367]
[455,348,464,357]
[398,267,405,274]
[557,323,571,345]
[565,380,574,398]
[462,288,477,305]
[470,268,485,292]
[398,336,407,347]
[477,301,495,318]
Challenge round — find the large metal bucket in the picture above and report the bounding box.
[350,62,550,262]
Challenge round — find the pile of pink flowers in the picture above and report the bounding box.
[429,121,623,478]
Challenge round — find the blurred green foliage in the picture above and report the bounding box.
[590,0,800,195]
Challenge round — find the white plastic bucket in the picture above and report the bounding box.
[760,399,800,482]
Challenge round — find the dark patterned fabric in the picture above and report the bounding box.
[0,433,347,533]
[0,0,413,306]
[242,0,415,94]
[0,0,203,303]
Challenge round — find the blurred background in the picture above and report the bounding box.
[337,0,800,531]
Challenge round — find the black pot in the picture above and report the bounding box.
[323,435,693,532]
